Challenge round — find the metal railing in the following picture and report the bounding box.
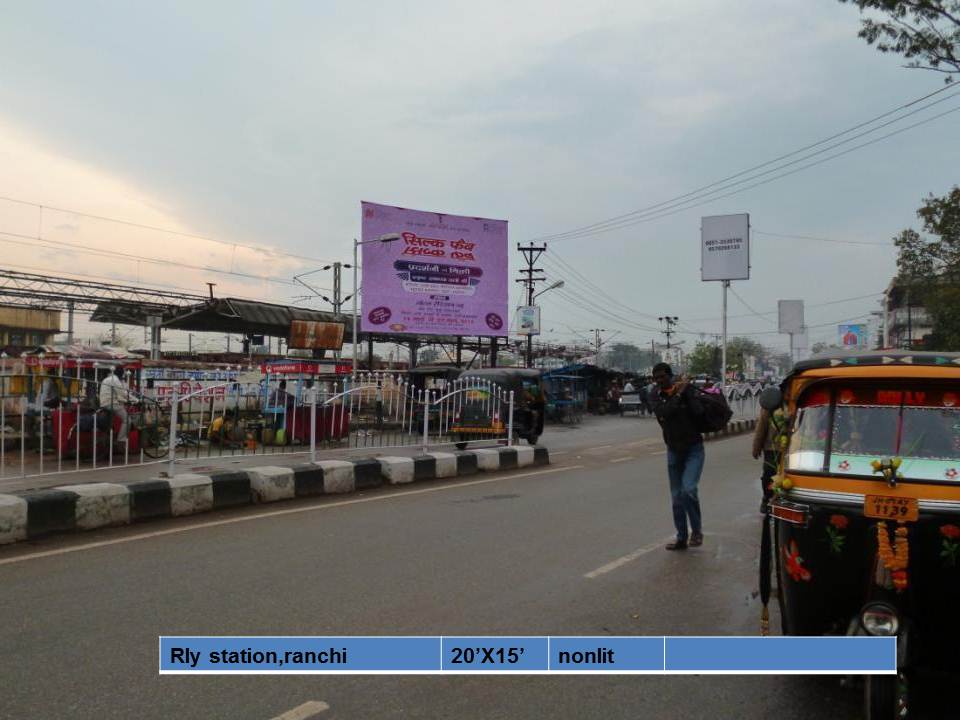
[723,382,765,419]
[0,371,514,483]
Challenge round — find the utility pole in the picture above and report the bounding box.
[658,316,679,349]
[589,328,606,365]
[516,242,547,368]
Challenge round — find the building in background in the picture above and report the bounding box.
[883,278,932,350]
[0,305,60,351]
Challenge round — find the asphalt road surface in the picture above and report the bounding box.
[0,428,950,719]
[0,412,660,494]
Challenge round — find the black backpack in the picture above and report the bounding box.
[694,388,733,433]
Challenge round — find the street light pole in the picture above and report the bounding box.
[352,233,401,377]
[528,280,564,369]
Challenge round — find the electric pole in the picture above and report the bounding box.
[516,242,547,368]
[658,316,679,349]
[589,328,606,365]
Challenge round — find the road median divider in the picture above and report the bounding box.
[0,446,550,545]
[704,418,757,442]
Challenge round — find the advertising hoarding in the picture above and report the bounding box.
[701,214,750,281]
[778,300,804,334]
[360,202,508,337]
[839,324,868,348]
[514,306,541,336]
[288,320,345,350]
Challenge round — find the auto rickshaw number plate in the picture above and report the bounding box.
[863,495,919,522]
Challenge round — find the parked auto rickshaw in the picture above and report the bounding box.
[451,368,544,449]
[760,350,960,719]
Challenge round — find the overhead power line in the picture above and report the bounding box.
[728,286,777,326]
[531,85,960,243]
[0,229,301,286]
[0,195,335,265]
[753,230,888,247]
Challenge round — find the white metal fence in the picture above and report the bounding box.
[0,371,514,482]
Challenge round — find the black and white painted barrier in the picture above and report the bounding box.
[703,418,757,441]
[0,446,550,545]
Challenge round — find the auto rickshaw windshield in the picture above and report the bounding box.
[787,383,960,481]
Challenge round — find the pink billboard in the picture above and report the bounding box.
[360,201,508,337]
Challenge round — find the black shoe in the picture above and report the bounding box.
[689,532,704,547]
[665,539,688,551]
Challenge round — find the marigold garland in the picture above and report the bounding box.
[876,521,909,591]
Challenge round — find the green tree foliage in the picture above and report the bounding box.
[686,337,768,377]
[894,186,960,349]
[687,342,721,376]
[838,1,960,81]
[605,343,660,372]
[726,337,767,372]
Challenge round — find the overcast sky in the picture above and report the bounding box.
[1,0,958,353]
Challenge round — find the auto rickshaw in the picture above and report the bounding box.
[760,350,960,719]
[451,368,544,449]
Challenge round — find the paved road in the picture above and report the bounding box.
[2,432,948,719]
[0,413,664,493]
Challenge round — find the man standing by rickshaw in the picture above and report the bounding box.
[99,365,134,443]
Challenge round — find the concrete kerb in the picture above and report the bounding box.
[247,466,295,503]
[0,446,550,546]
[54,482,130,530]
[167,474,214,517]
[704,418,756,442]
[0,494,27,545]
[472,448,503,471]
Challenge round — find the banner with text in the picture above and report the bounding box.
[360,202,509,337]
[701,214,750,281]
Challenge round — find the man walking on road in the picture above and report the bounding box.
[649,362,706,551]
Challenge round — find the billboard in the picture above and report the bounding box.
[701,214,750,281]
[839,323,868,348]
[514,306,541,336]
[360,202,508,337]
[288,320,345,350]
[778,300,804,334]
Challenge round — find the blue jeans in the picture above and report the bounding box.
[667,443,704,541]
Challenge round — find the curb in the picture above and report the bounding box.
[703,418,757,442]
[0,446,550,545]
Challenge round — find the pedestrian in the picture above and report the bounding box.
[648,362,706,550]
[99,365,134,443]
[752,404,785,513]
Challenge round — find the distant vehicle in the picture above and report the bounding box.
[452,368,544,449]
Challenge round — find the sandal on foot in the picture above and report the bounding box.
[665,539,688,551]
[689,532,704,547]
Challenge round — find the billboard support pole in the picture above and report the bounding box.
[721,280,729,388]
[352,238,359,378]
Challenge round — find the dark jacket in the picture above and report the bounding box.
[649,384,704,452]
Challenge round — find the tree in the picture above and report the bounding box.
[838,1,960,81]
[726,337,767,373]
[605,343,643,372]
[812,342,842,354]
[894,186,960,349]
[687,342,721,376]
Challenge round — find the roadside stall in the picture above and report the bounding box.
[21,345,144,457]
[260,359,352,444]
[541,369,587,424]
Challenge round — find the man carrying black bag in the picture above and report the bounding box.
[649,362,708,551]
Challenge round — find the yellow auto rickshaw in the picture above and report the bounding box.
[760,350,960,719]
